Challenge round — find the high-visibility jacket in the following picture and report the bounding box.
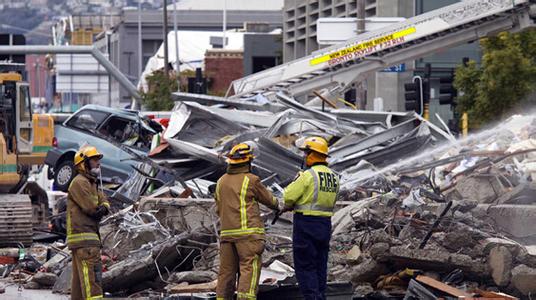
[215,164,278,241]
[67,173,110,250]
[284,163,340,217]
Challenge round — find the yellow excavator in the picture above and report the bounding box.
[0,62,55,247]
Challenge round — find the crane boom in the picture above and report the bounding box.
[230,0,535,100]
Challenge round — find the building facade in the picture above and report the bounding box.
[94,3,283,107]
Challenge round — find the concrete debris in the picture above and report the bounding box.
[488,246,513,287]
[7,96,536,299]
[166,279,217,294]
[510,264,536,295]
[31,272,58,287]
[167,271,217,284]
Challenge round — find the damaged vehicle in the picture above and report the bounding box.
[45,104,163,191]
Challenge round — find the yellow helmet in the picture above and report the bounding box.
[300,136,329,156]
[227,142,255,165]
[74,146,103,169]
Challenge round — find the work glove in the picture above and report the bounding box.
[281,204,294,213]
[94,205,109,221]
[275,197,285,211]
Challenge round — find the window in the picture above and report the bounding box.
[18,85,31,122]
[67,110,110,132]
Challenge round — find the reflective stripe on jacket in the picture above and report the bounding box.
[284,163,340,217]
[67,173,110,249]
[215,164,278,241]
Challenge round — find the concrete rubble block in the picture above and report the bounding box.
[52,263,72,294]
[31,272,59,287]
[346,245,362,265]
[23,282,41,289]
[99,222,168,261]
[496,183,536,205]
[376,246,489,279]
[440,230,478,252]
[481,238,522,256]
[488,246,513,287]
[353,282,374,296]
[454,176,506,204]
[166,280,217,294]
[369,242,390,259]
[487,205,536,238]
[516,246,536,268]
[349,258,389,284]
[102,232,213,293]
[511,264,536,295]
[168,270,217,284]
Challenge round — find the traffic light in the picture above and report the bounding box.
[439,75,457,105]
[404,77,423,113]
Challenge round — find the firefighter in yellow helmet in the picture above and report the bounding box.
[215,141,280,300]
[283,136,340,300]
[67,146,110,300]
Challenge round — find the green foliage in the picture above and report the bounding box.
[140,70,178,111]
[454,30,536,127]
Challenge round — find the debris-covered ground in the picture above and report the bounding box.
[1,94,536,299]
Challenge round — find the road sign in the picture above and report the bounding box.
[381,63,406,73]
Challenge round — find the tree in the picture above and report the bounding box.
[454,29,536,127]
[140,70,178,111]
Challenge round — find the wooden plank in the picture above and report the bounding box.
[0,207,33,211]
[416,275,473,298]
[0,213,33,217]
[312,90,337,108]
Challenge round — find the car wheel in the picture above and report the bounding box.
[54,160,76,192]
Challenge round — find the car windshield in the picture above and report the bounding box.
[67,110,110,132]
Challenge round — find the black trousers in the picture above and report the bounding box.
[293,213,332,300]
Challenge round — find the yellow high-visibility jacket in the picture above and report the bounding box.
[284,163,340,217]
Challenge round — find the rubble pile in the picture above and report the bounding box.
[328,114,536,298]
[1,92,535,298]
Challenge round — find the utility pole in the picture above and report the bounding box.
[138,0,142,78]
[163,0,169,77]
[173,0,180,91]
[356,0,366,109]
[356,0,366,34]
[222,0,227,49]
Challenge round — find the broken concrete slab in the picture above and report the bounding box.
[511,264,536,295]
[23,282,41,289]
[488,246,513,287]
[487,205,536,238]
[168,271,217,284]
[166,279,217,294]
[369,242,390,259]
[376,246,488,279]
[32,272,58,287]
[454,176,506,204]
[52,262,72,295]
[349,258,389,283]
